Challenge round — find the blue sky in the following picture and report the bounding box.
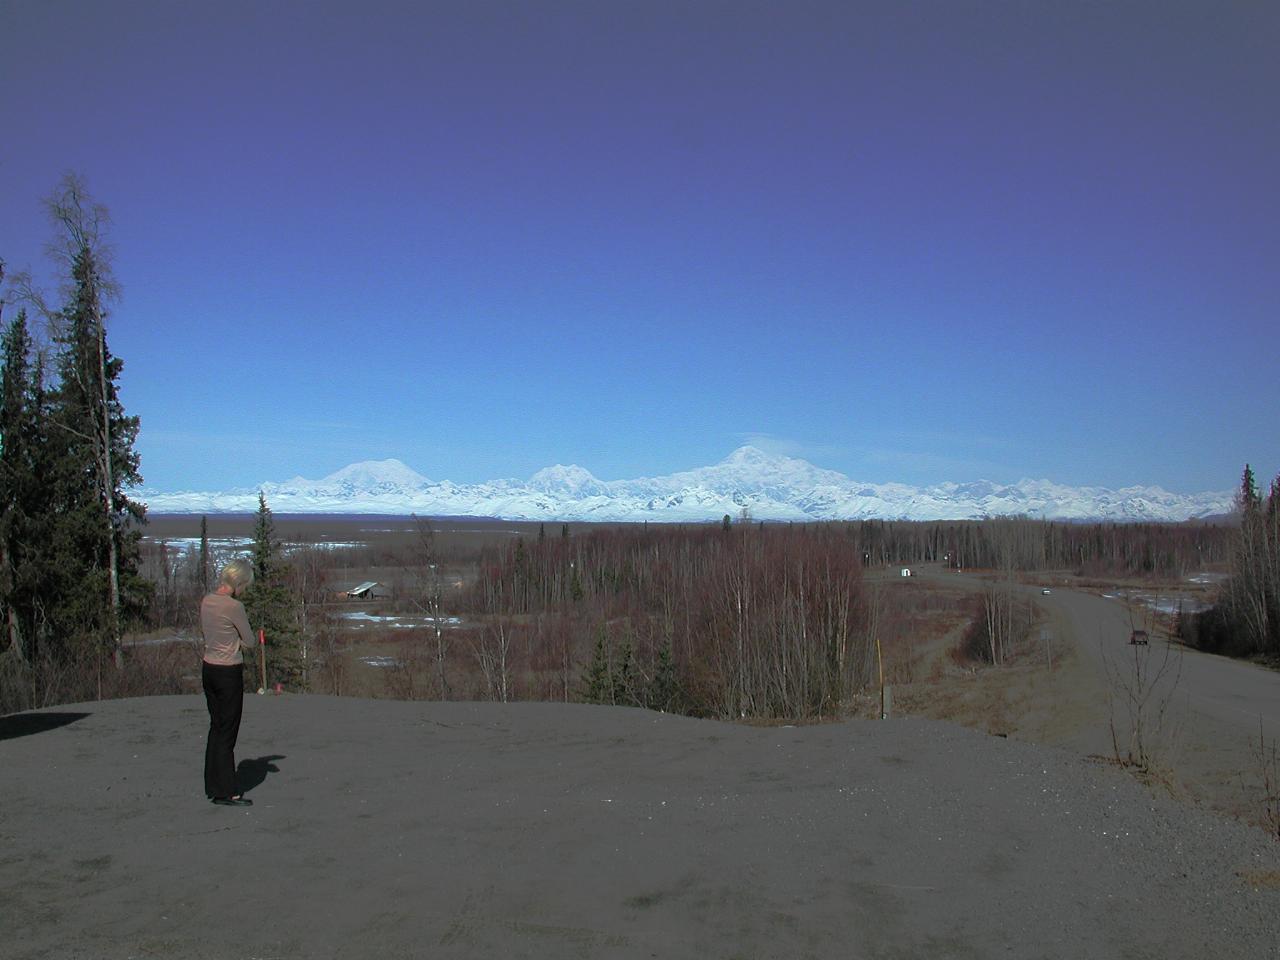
[1,1,1275,494]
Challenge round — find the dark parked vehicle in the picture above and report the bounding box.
[1129,630,1149,645]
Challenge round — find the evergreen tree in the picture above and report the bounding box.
[21,353,57,659]
[0,179,152,707]
[612,638,635,706]
[647,641,679,713]
[0,310,43,660]
[242,493,305,690]
[580,627,613,704]
[249,492,277,585]
[47,243,148,665]
[579,629,647,706]
[1230,463,1269,651]
[1194,464,1280,656]
[26,177,150,668]
[1240,464,1261,515]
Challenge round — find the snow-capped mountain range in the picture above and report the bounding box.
[138,447,1234,523]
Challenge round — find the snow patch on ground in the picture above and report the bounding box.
[1130,594,1212,615]
[357,655,401,668]
[337,612,464,628]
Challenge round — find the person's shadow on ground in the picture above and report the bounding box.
[237,755,285,794]
[0,712,90,741]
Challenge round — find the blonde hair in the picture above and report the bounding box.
[219,558,254,592]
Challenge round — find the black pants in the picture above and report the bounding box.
[202,661,244,799]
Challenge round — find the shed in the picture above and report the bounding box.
[345,581,390,600]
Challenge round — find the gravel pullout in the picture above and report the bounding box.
[2,695,1278,959]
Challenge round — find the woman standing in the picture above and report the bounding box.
[201,558,257,806]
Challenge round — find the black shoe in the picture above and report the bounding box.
[211,796,253,806]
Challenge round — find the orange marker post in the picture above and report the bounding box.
[258,628,267,694]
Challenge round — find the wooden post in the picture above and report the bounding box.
[876,631,886,719]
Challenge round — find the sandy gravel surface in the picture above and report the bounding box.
[3,695,1279,959]
[909,567,1280,823]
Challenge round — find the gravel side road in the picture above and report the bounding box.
[1045,585,1280,779]
[913,566,1280,820]
[3,695,1278,959]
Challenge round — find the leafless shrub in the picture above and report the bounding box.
[0,641,195,715]
[955,589,1033,668]
[1250,719,1280,841]
[313,624,348,696]
[383,631,431,701]
[472,620,515,702]
[1102,613,1184,775]
[384,518,457,698]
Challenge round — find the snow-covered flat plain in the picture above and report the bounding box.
[151,536,365,553]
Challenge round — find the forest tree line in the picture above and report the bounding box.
[0,176,151,712]
[456,523,877,719]
[448,514,1234,717]
[854,516,1230,576]
[134,510,1233,716]
[1181,466,1280,658]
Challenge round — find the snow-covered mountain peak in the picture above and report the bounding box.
[319,459,428,489]
[719,445,776,467]
[140,450,1234,522]
[528,464,607,497]
[702,445,849,491]
[714,445,820,478]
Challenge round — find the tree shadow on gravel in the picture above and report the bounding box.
[237,755,285,794]
[0,711,91,741]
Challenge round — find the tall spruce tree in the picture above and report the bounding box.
[1,315,61,670]
[647,641,679,713]
[0,179,149,707]
[1231,464,1268,650]
[0,310,40,660]
[580,628,614,704]
[1240,464,1261,515]
[48,242,148,665]
[36,176,148,668]
[242,493,305,690]
[0,263,14,656]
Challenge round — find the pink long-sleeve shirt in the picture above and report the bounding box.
[201,592,256,666]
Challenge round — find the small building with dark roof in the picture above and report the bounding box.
[344,581,391,600]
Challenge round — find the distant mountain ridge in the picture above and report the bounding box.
[138,447,1234,522]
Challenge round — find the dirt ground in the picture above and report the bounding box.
[3,696,1279,959]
